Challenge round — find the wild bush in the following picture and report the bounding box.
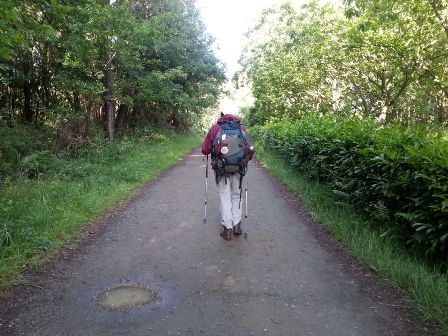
[0,124,56,182]
[253,117,448,262]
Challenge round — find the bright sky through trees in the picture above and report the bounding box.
[196,0,288,75]
[196,0,341,76]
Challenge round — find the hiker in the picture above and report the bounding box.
[201,113,254,241]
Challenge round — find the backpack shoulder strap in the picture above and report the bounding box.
[212,127,222,146]
[239,126,251,147]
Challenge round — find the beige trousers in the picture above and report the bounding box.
[216,173,242,229]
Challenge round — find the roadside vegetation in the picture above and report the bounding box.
[239,0,448,333]
[252,117,448,262]
[0,0,223,290]
[0,123,201,290]
[251,121,448,333]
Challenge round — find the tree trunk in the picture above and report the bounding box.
[73,91,82,112]
[22,61,33,123]
[115,103,129,132]
[41,44,51,109]
[104,53,115,141]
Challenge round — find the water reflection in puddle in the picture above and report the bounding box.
[97,285,157,310]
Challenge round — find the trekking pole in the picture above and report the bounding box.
[203,155,208,224]
[244,167,248,239]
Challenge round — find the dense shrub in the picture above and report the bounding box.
[0,123,177,184]
[0,124,57,181]
[253,116,448,261]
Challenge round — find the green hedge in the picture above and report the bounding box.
[253,116,448,261]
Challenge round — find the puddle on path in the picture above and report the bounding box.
[97,285,157,311]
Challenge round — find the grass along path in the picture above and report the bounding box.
[254,145,448,334]
[0,130,201,290]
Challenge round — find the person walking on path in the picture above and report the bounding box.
[201,113,254,241]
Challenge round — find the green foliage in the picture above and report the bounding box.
[0,0,225,131]
[0,123,57,181]
[242,2,345,122]
[240,0,448,126]
[253,116,448,261]
[0,0,22,61]
[0,125,200,288]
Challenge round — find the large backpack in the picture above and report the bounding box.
[212,120,250,177]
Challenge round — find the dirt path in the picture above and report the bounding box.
[0,148,439,336]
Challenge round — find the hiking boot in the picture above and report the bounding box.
[233,222,242,235]
[220,226,232,241]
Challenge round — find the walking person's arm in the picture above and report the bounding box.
[201,125,219,155]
